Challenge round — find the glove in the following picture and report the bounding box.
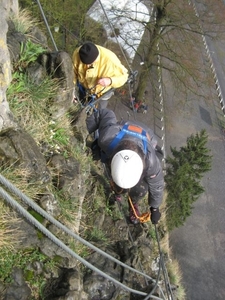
[150,207,161,224]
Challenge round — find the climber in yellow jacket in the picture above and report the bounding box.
[72,42,129,108]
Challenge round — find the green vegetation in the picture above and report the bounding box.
[86,226,108,243]
[148,224,157,240]
[19,0,98,54]
[0,202,22,249]
[0,167,44,199]
[0,246,57,298]
[165,129,212,230]
[1,9,93,297]
[105,201,124,221]
[6,38,74,156]
[16,40,46,70]
[10,8,38,34]
[0,247,54,283]
[166,258,186,299]
[0,3,195,299]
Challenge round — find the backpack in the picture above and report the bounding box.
[107,123,151,155]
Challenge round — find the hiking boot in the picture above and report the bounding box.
[129,203,140,224]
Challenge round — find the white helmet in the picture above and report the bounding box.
[111,150,143,189]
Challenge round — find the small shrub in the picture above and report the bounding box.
[165,129,212,230]
[15,40,46,71]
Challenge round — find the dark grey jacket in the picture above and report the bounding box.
[86,109,164,208]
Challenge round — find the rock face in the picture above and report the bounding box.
[0,128,51,182]
[1,4,74,181]
[0,2,170,300]
[4,267,31,300]
[33,50,74,119]
[0,0,18,131]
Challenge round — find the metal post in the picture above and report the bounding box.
[34,0,58,51]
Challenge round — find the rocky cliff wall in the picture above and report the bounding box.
[0,2,174,299]
[0,0,18,131]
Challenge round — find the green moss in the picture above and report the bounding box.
[53,255,63,264]
[28,209,45,223]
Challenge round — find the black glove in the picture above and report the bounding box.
[150,207,161,224]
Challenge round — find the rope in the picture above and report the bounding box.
[103,161,174,299]
[102,165,166,298]
[128,194,150,223]
[97,0,133,74]
[143,252,164,300]
[143,225,176,300]
[113,195,166,299]
[97,0,140,118]
[128,77,137,120]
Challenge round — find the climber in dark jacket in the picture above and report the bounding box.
[86,108,164,225]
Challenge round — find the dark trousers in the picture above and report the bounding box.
[77,82,86,104]
[129,178,148,204]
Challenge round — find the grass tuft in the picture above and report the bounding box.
[0,202,22,249]
[10,8,39,35]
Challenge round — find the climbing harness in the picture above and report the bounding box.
[75,80,118,115]
[107,123,151,155]
[104,122,152,223]
[77,81,107,105]
[109,175,151,223]
[76,68,138,114]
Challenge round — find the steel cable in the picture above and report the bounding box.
[0,186,154,297]
[0,174,154,283]
[97,0,133,74]
[34,0,58,51]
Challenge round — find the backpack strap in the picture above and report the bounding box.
[107,123,150,155]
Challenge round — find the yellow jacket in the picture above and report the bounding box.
[72,44,128,97]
